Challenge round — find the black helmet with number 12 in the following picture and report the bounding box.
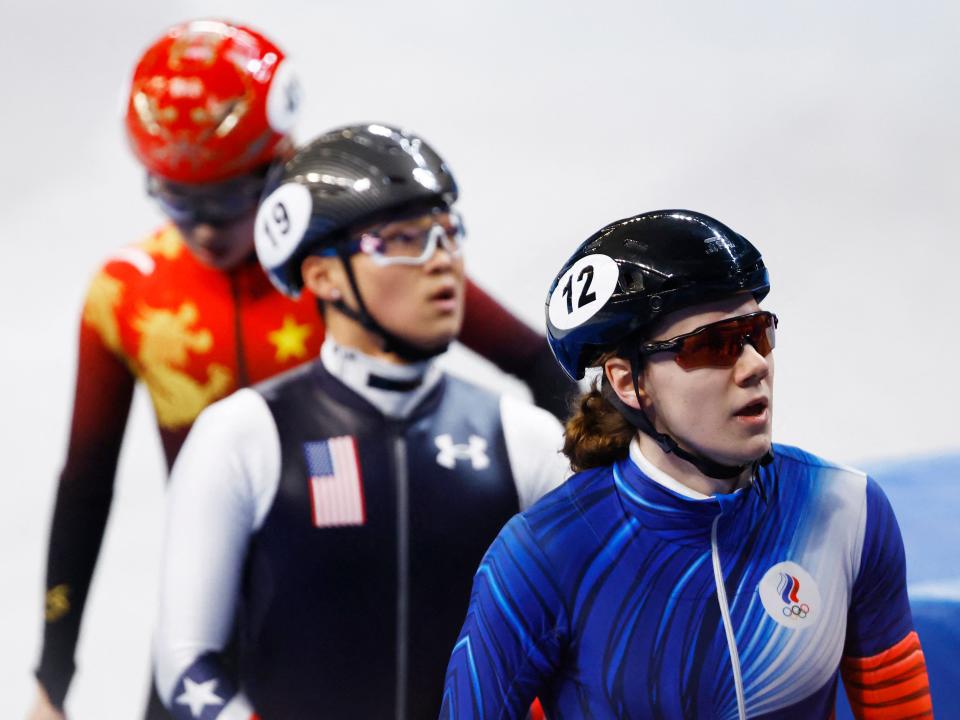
[545,210,772,480]
[545,209,770,382]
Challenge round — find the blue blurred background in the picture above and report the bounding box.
[834,454,960,718]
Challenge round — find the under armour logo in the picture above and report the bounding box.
[434,434,490,470]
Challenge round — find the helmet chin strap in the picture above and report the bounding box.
[601,353,773,481]
[328,247,449,363]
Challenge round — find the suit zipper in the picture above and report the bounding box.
[711,514,746,720]
[392,433,409,720]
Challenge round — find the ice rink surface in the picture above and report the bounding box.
[1,0,958,715]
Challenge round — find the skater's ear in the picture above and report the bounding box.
[604,356,650,410]
[301,255,348,304]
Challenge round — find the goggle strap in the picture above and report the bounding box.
[661,434,746,481]
[751,451,775,504]
[603,354,752,481]
[335,245,379,332]
[330,246,447,363]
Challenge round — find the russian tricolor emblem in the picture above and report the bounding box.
[303,436,366,527]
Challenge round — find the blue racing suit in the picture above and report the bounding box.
[441,441,932,719]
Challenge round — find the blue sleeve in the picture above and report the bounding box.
[843,477,914,658]
[440,514,567,719]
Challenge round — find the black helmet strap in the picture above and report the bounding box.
[329,245,448,363]
[600,351,771,481]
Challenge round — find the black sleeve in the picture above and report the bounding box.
[35,319,135,708]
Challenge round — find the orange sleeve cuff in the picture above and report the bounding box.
[841,630,933,719]
[529,697,546,720]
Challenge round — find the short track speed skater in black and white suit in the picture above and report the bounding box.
[153,124,570,720]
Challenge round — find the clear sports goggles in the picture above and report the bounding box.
[336,207,465,266]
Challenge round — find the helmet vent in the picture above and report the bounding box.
[618,266,645,293]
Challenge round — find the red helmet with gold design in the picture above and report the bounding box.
[125,19,301,184]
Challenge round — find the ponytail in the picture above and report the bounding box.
[563,377,636,472]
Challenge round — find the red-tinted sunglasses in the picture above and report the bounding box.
[638,311,778,370]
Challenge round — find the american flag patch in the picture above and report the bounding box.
[303,436,366,528]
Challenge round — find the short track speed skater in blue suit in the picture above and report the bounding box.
[441,210,933,719]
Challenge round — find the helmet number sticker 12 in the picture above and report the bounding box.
[548,254,619,330]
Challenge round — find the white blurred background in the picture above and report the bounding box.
[1,0,958,714]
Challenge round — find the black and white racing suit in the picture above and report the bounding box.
[154,339,570,719]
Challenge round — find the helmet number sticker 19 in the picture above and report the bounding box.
[254,182,313,267]
[548,254,619,330]
[264,202,290,241]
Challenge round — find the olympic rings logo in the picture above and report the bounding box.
[782,602,810,619]
[759,563,820,628]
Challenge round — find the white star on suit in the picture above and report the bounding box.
[176,677,224,717]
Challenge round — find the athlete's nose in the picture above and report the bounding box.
[424,232,457,272]
[734,342,771,386]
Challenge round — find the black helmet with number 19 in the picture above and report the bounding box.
[255,123,457,298]
[255,123,459,361]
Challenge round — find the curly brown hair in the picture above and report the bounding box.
[562,373,637,472]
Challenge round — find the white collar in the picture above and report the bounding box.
[320,338,443,419]
[628,437,713,500]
